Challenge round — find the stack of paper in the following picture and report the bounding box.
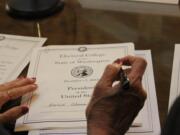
[13,43,160,135]
[0,34,46,83]
[169,44,180,110]
[15,43,134,130]
[128,0,178,4]
[79,0,180,17]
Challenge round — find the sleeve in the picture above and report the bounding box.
[161,96,180,135]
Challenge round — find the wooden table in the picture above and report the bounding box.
[1,0,180,133]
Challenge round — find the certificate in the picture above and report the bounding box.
[28,50,160,135]
[169,45,180,109]
[0,34,46,83]
[15,43,134,131]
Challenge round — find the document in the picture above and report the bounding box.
[28,50,160,135]
[15,43,134,131]
[169,44,180,109]
[79,0,178,5]
[0,34,46,83]
[79,0,180,17]
[129,0,178,4]
[127,50,160,135]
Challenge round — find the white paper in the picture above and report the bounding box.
[169,45,180,109]
[79,0,180,17]
[0,34,46,84]
[126,50,160,135]
[28,50,160,135]
[28,129,86,135]
[128,0,178,4]
[16,43,135,131]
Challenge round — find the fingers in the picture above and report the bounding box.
[97,63,122,88]
[0,92,11,107]
[0,77,36,92]
[93,63,122,98]
[7,84,37,100]
[119,55,147,76]
[0,78,37,108]
[117,56,147,98]
[0,105,29,123]
[0,78,37,124]
[115,55,136,66]
[118,55,147,82]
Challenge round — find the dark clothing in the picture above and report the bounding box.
[161,96,180,135]
[0,124,11,135]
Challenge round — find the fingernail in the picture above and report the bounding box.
[29,77,36,82]
[21,106,29,114]
[114,59,123,64]
[113,63,120,68]
[30,84,38,89]
[17,76,25,80]
[31,77,36,81]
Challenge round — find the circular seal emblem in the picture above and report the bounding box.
[0,36,5,41]
[71,66,93,78]
[78,47,87,52]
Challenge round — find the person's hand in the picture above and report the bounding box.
[86,56,147,135]
[117,55,147,97]
[0,77,37,123]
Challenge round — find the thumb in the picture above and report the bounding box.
[0,105,29,123]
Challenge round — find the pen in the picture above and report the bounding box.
[119,68,130,90]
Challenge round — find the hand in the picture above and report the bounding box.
[0,77,37,123]
[117,55,147,97]
[86,56,147,135]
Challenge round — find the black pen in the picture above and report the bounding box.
[119,68,130,90]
